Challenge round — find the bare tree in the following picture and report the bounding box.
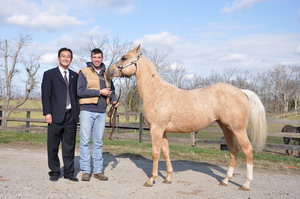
[116,77,138,113]
[143,48,169,75]
[271,65,299,112]
[164,62,187,88]
[0,75,4,98]
[288,65,300,110]
[185,67,255,90]
[124,82,140,112]
[0,34,41,126]
[254,65,300,113]
[230,70,254,90]
[252,70,277,113]
[222,67,238,83]
[200,70,224,87]
[185,74,203,89]
[75,34,132,69]
[293,93,300,110]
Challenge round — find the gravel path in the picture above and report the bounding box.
[0,146,299,199]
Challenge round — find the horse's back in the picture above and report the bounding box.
[193,83,247,105]
[282,125,300,147]
[198,82,241,93]
[281,125,297,133]
[200,83,249,119]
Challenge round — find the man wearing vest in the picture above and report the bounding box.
[77,48,119,181]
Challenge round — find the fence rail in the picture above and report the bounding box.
[1,107,300,152]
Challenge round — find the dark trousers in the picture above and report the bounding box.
[47,110,77,177]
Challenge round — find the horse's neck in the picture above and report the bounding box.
[135,56,165,101]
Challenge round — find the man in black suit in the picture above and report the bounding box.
[41,47,79,182]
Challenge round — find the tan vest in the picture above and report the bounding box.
[79,67,111,105]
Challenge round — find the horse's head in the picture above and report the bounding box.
[106,44,142,79]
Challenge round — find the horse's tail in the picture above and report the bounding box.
[242,89,267,151]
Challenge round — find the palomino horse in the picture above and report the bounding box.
[106,45,267,191]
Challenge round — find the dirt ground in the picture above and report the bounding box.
[0,144,299,199]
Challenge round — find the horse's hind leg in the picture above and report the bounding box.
[234,130,253,191]
[291,139,296,155]
[161,132,173,184]
[144,126,164,187]
[217,122,239,187]
[297,139,300,156]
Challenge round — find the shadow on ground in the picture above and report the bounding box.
[99,152,241,187]
[56,152,242,187]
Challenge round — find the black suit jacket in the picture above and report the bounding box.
[42,67,79,123]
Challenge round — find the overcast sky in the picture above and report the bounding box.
[0,0,299,76]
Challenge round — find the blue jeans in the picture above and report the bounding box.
[79,110,106,174]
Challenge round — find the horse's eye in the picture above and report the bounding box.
[121,56,127,61]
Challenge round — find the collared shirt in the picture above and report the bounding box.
[93,67,101,75]
[58,65,71,109]
[91,65,104,75]
[58,65,69,83]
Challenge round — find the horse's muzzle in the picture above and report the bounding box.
[106,67,117,79]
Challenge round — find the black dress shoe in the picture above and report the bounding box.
[49,176,59,182]
[64,176,79,182]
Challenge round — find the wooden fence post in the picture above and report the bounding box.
[0,106,2,126]
[116,115,119,134]
[26,111,31,131]
[139,112,144,143]
[190,132,197,147]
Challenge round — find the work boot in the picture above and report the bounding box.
[93,173,108,181]
[81,173,91,181]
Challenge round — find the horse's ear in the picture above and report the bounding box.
[135,44,141,53]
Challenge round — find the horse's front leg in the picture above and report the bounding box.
[144,127,164,187]
[162,132,173,184]
[285,138,291,155]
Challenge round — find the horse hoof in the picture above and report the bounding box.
[238,186,250,191]
[219,181,228,186]
[143,182,153,187]
[163,179,171,184]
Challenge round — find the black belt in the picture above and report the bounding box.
[66,109,72,112]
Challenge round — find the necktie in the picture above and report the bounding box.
[64,71,71,107]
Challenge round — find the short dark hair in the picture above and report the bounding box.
[91,48,103,57]
[58,47,73,59]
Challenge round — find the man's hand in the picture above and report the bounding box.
[112,101,120,108]
[100,88,112,96]
[45,114,52,124]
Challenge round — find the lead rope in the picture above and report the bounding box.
[108,88,121,140]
